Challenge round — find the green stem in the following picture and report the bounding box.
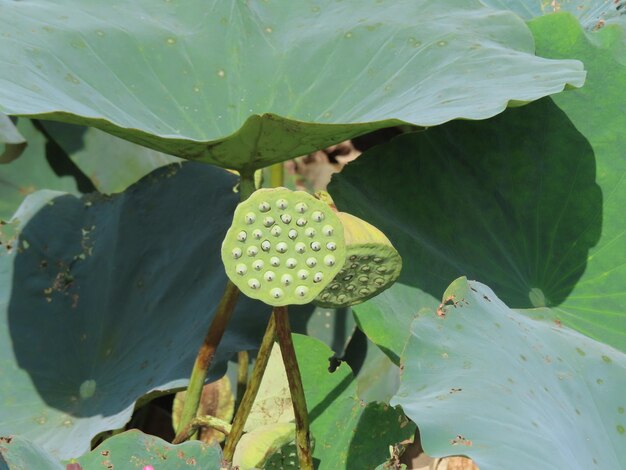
[239,169,256,201]
[269,162,284,188]
[174,281,240,442]
[274,306,314,470]
[173,415,232,444]
[235,350,249,411]
[223,312,277,464]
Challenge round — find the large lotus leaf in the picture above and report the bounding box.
[0,431,223,469]
[40,121,182,194]
[482,0,626,30]
[76,430,222,469]
[0,0,584,172]
[0,114,26,163]
[0,119,78,220]
[392,277,626,469]
[0,162,271,460]
[331,15,626,354]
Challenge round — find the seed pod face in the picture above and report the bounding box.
[313,212,402,308]
[222,188,346,306]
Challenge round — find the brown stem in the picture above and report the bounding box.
[274,306,314,470]
[173,281,240,442]
[222,312,277,464]
[235,350,249,411]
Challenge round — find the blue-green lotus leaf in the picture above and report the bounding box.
[393,277,626,469]
[0,162,270,459]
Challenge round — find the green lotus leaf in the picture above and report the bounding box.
[75,430,222,469]
[0,162,271,459]
[330,15,626,356]
[40,121,182,194]
[0,430,223,469]
[0,114,26,163]
[0,119,78,220]
[0,0,584,171]
[393,277,626,469]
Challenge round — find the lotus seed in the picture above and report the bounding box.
[362,256,370,261]
[253,260,264,271]
[245,212,256,224]
[305,228,316,237]
[324,255,336,266]
[313,272,324,283]
[258,201,271,212]
[330,283,340,290]
[351,263,359,269]
[264,271,276,281]
[236,264,247,275]
[276,198,289,209]
[288,229,298,239]
[247,246,258,256]
[343,274,353,281]
[349,255,357,261]
[374,257,383,263]
[375,277,385,286]
[263,216,275,227]
[232,248,242,259]
[361,265,371,272]
[295,286,309,297]
[270,257,280,267]
[346,284,355,291]
[306,257,318,267]
[261,240,271,252]
[326,242,336,251]
[312,211,324,222]
[253,229,263,239]
[280,213,292,224]
[297,269,309,280]
[321,293,331,300]
[358,275,369,283]
[376,267,387,274]
[276,242,288,253]
[270,287,284,299]
[248,278,260,289]
[237,231,247,242]
[281,274,293,286]
[286,258,298,268]
[295,242,306,254]
[359,288,370,295]
[337,294,347,303]
[311,241,321,251]
[295,202,308,213]
[323,225,334,236]
[271,226,282,236]
[296,218,307,227]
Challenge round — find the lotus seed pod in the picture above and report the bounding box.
[313,209,402,308]
[221,188,346,306]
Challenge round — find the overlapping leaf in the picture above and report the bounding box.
[0,119,78,220]
[393,278,626,469]
[330,15,626,354]
[0,0,584,171]
[0,163,271,459]
[234,335,414,470]
[40,121,182,194]
[0,114,26,163]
